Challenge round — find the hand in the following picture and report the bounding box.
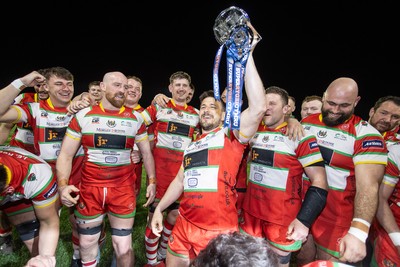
[20,71,46,89]
[150,209,164,237]
[25,255,56,267]
[66,98,91,116]
[286,117,305,141]
[286,218,309,243]
[338,232,366,263]
[131,150,142,164]
[247,22,262,51]
[58,185,80,207]
[143,183,156,208]
[152,93,170,108]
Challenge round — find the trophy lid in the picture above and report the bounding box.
[213,6,251,45]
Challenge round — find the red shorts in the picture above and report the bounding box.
[154,150,182,200]
[74,184,136,219]
[303,260,353,267]
[311,218,348,258]
[168,215,237,259]
[372,227,400,266]
[239,210,301,252]
[1,199,33,216]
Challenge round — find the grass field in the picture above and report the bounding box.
[0,168,150,267]
[0,166,302,267]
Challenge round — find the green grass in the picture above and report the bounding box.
[0,168,150,267]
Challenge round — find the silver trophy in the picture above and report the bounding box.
[213,6,253,57]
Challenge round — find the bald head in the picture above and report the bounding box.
[103,72,127,83]
[101,71,128,109]
[323,77,359,102]
[321,77,361,126]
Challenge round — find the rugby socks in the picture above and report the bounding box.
[157,219,173,260]
[145,226,160,265]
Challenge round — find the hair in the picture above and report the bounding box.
[265,86,289,105]
[126,75,142,85]
[0,164,7,191]
[199,90,225,112]
[44,66,74,81]
[302,95,322,104]
[88,80,101,89]
[288,95,296,103]
[189,82,195,92]
[37,68,48,76]
[372,95,400,111]
[199,90,214,103]
[169,71,191,84]
[192,232,279,267]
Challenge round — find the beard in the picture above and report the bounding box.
[200,115,220,132]
[105,93,125,108]
[321,108,353,127]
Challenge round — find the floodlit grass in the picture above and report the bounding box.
[0,168,149,267]
[0,165,300,267]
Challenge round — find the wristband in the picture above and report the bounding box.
[351,218,370,234]
[148,177,156,185]
[11,79,26,91]
[348,226,368,243]
[58,179,69,187]
[389,232,400,246]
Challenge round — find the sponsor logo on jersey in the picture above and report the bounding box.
[273,135,284,142]
[317,130,327,138]
[309,141,318,149]
[27,173,37,182]
[45,127,67,142]
[105,156,118,163]
[106,120,116,128]
[187,178,198,187]
[56,115,66,121]
[334,133,347,141]
[362,139,384,148]
[44,182,57,199]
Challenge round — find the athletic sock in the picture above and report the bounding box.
[145,225,160,265]
[157,219,173,260]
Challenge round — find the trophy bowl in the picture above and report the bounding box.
[213,6,251,46]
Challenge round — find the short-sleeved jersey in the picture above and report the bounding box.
[141,100,199,158]
[381,135,400,224]
[9,93,39,153]
[301,113,387,227]
[242,122,324,225]
[179,127,245,230]
[14,98,84,166]
[0,146,58,208]
[66,104,148,187]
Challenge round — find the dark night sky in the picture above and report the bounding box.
[1,1,397,119]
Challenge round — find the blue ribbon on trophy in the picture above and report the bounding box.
[213,6,255,130]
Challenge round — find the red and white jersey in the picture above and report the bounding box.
[13,98,84,166]
[66,104,148,187]
[179,127,246,230]
[9,93,39,153]
[133,104,145,151]
[243,122,323,225]
[381,135,400,225]
[301,113,387,227]
[141,100,199,156]
[0,146,58,208]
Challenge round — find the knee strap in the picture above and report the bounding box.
[15,220,40,241]
[111,228,132,236]
[279,253,292,264]
[78,224,102,235]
